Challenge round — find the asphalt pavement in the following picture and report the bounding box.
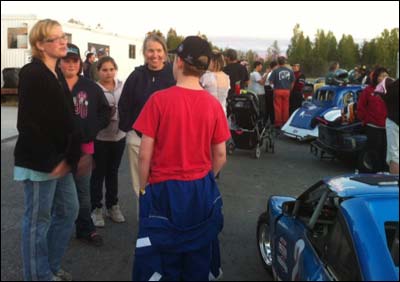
[1,128,353,280]
[1,106,18,142]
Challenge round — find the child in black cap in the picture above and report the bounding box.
[59,43,111,246]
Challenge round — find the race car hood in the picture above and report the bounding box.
[287,102,327,130]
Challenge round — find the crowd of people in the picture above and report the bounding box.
[323,61,399,174]
[12,18,398,281]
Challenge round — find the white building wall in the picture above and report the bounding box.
[1,15,37,71]
[63,23,144,80]
[1,15,144,81]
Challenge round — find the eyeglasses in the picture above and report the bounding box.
[44,34,68,43]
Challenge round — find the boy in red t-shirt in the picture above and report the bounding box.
[132,36,230,281]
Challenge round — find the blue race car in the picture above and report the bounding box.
[281,85,364,140]
[257,174,399,281]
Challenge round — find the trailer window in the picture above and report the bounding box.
[8,26,28,49]
[129,45,136,59]
[65,33,72,43]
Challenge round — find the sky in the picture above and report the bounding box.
[2,1,399,51]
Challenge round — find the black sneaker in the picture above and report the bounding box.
[77,232,103,247]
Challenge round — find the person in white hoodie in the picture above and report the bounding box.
[90,56,126,227]
[200,50,230,115]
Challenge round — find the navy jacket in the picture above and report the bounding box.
[61,76,111,143]
[118,63,175,133]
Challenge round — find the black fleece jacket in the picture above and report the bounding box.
[61,76,111,143]
[14,58,81,172]
[381,79,399,126]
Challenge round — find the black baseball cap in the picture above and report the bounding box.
[63,43,80,59]
[170,36,212,70]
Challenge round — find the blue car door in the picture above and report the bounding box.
[272,215,330,280]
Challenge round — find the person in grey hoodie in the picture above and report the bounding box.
[90,56,127,228]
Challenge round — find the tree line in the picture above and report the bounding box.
[286,24,399,77]
[148,25,399,77]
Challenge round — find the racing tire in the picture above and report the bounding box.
[257,212,273,273]
[357,150,376,173]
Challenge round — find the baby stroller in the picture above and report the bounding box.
[226,90,275,159]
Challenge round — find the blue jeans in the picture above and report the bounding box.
[21,173,79,281]
[74,171,96,238]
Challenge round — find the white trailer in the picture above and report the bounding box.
[1,14,144,82]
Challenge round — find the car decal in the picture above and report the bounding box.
[277,237,288,274]
[292,239,305,281]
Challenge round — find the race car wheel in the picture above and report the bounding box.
[257,212,272,273]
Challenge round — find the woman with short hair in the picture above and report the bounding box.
[14,19,81,281]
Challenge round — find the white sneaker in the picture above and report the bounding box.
[106,205,125,223]
[91,208,105,227]
[53,269,72,281]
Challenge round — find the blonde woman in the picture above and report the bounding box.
[118,34,175,205]
[200,51,230,115]
[14,19,81,281]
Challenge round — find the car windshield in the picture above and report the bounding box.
[315,89,335,102]
[384,221,399,267]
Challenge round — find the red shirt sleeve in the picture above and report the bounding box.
[212,104,231,144]
[133,96,160,138]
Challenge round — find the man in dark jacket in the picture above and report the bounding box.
[82,51,95,80]
[223,48,249,97]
